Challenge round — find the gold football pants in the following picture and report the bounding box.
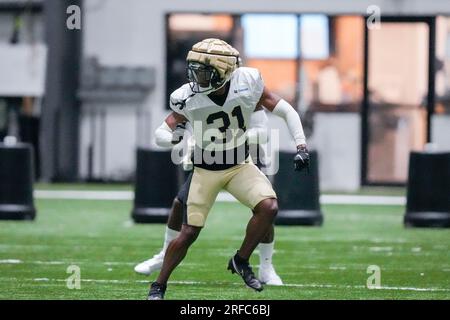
[177,160,277,227]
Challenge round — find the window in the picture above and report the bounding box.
[299,14,330,60]
[241,14,298,59]
[166,14,363,113]
[241,14,299,106]
[301,16,364,112]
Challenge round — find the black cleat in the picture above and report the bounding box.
[227,253,263,292]
[148,282,167,300]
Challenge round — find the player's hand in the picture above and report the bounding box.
[294,145,310,172]
[171,122,186,145]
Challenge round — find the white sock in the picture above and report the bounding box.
[258,241,274,267]
[162,227,180,253]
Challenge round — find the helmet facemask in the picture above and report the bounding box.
[186,61,223,94]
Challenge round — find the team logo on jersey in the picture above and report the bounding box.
[234,87,249,93]
[171,93,196,110]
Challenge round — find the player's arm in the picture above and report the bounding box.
[155,112,188,148]
[257,86,309,171]
[257,87,306,149]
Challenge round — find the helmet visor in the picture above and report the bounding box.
[186,62,219,93]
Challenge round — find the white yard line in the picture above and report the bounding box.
[2,259,448,273]
[0,259,197,267]
[35,190,406,206]
[1,277,447,292]
[0,259,22,264]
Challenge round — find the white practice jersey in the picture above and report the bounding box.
[170,67,264,156]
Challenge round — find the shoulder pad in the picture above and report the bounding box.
[235,67,262,83]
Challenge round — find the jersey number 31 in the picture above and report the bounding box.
[206,106,246,143]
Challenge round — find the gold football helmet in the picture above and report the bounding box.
[186,38,240,93]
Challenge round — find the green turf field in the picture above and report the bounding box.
[0,191,449,300]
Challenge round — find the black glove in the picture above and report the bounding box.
[171,122,186,145]
[294,146,310,172]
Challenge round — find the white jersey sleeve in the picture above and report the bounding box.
[169,84,194,118]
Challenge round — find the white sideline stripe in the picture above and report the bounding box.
[320,195,406,205]
[3,277,447,292]
[34,190,406,205]
[34,190,133,200]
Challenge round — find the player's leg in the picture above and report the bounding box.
[226,198,277,292]
[148,167,222,300]
[258,225,283,285]
[134,197,184,275]
[260,227,274,243]
[252,147,283,284]
[225,162,278,291]
[149,224,202,300]
[155,224,201,285]
[238,198,278,259]
[166,198,184,231]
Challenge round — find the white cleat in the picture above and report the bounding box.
[259,264,283,286]
[134,251,165,276]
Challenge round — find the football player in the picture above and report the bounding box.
[148,39,309,300]
[135,105,284,286]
